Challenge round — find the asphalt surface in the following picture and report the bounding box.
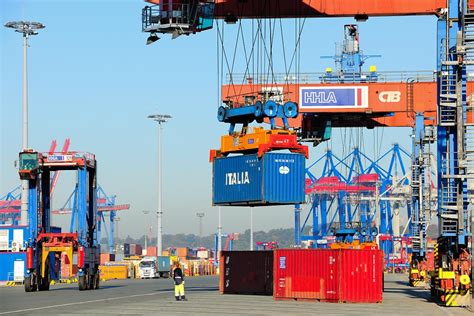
[0,274,471,315]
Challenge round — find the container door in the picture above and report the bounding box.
[274,249,339,301]
[339,249,383,303]
[263,153,305,204]
[14,260,25,282]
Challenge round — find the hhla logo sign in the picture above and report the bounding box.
[225,172,250,185]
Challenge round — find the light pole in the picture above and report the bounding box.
[115,217,121,253]
[148,113,172,257]
[142,210,150,250]
[250,208,254,251]
[4,21,45,226]
[217,207,222,260]
[196,212,205,246]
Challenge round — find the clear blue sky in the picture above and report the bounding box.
[1,1,437,239]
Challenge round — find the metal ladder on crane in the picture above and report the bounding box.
[438,32,463,236]
[411,124,435,255]
[411,149,422,253]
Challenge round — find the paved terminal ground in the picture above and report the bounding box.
[0,274,471,315]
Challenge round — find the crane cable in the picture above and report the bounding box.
[216,0,310,108]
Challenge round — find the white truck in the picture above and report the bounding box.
[139,257,158,279]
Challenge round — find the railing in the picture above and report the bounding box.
[226,70,438,84]
[142,3,193,31]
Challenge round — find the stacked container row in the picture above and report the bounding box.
[124,243,142,256]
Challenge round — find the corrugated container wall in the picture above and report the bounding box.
[0,252,26,281]
[274,249,383,303]
[213,153,306,206]
[220,251,273,295]
[274,249,339,301]
[339,249,383,303]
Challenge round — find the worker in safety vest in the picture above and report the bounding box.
[173,262,186,301]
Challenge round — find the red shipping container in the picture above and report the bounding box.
[274,249,339,301]
[274,249,383,303]
[339,249,383,303]
[134,244,142,256]
[425,251,435,271]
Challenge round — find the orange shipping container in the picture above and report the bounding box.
[100,253,115,264]
[100,265,128,280]
[176,247,188,258]
[147,246,158,257]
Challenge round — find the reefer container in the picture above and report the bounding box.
[220,251,273,295]
[212,153,305,206]
[274,249,383,303]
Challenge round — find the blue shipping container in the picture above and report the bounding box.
[157,256,170,273]
[212,152,305,206]
[0,252,26,281]
[0,226,29,250]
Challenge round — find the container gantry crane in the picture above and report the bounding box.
[51,185,130,254]
[19,150,101,292]
[303,145,411,262]
[0,139,70,225]
[141,0,472,306]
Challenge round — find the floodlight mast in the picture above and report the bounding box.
[148,113,172,256]
[4,21,45,226]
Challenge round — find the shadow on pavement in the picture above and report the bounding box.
[155,286,218,293]
[383,281,432,302]
[49,284,125,291]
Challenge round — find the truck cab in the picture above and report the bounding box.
[139,257,158,279]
